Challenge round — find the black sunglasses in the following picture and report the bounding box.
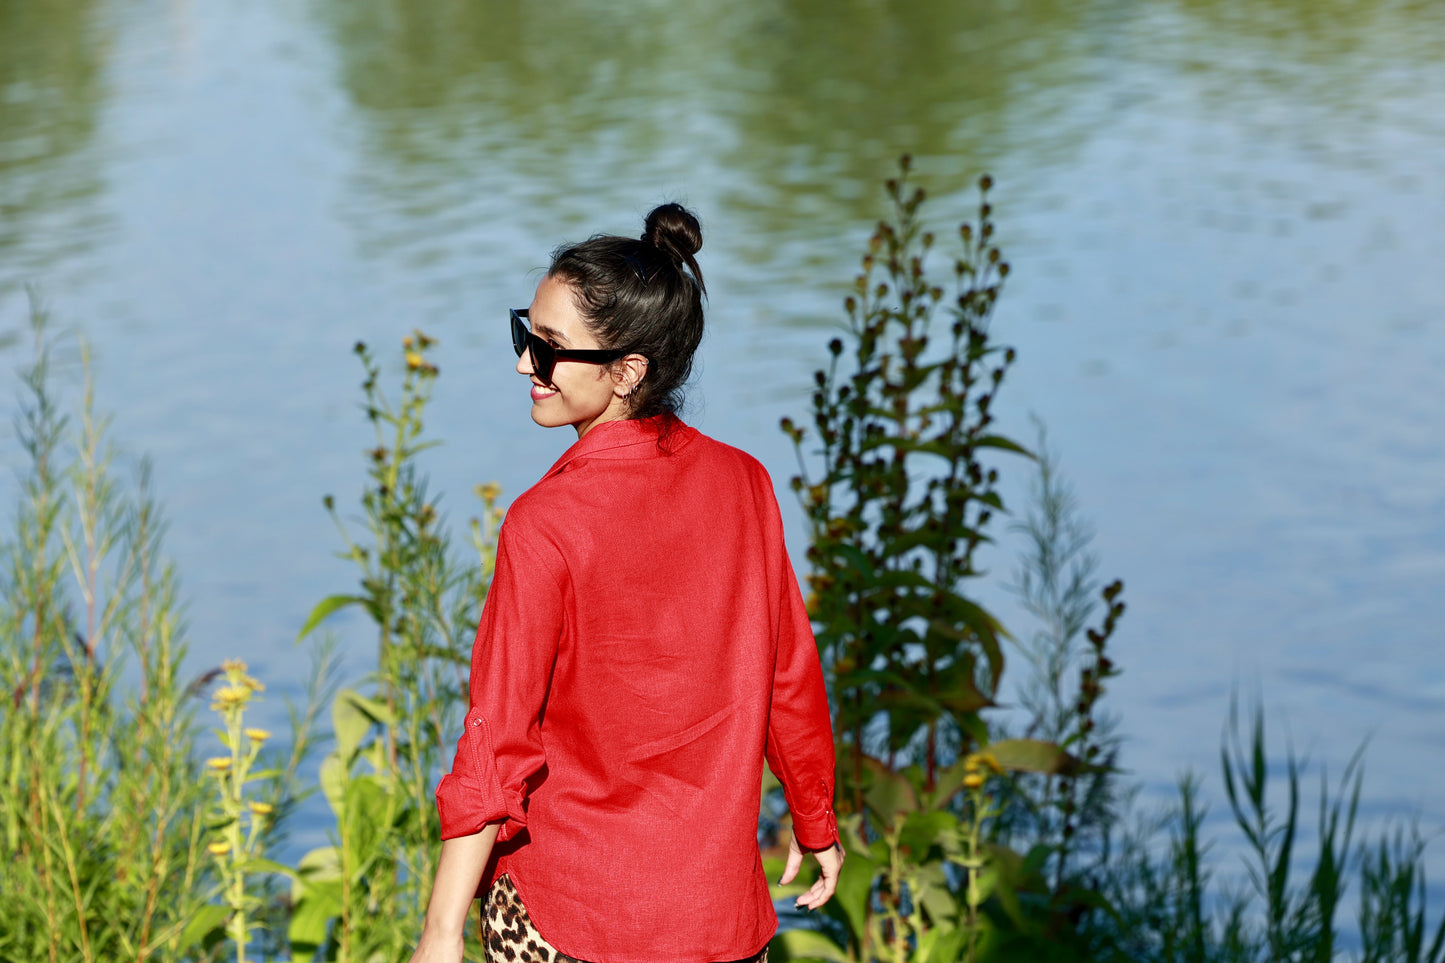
[510,308,628,386]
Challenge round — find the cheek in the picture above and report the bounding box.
[574,366,613,394]
[548,366,615,407]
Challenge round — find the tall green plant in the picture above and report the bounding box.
[1092,704,1445,963]
[0,302,203,960]
[1003,425,1125,896]
[0,300,219,963]
[1,299,317,963]
[290,332,499,962]
[780,157,1023,794]
[775,162,1125,963]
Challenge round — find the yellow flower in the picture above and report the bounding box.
[248,801,274,816]
[221,658,248,675]
[244,728,271,743]
[402,335,414,349]
[405,351,423,370]
[206,757,233,771]
[211,685,247,709]
[208,841,232,856]
[964,751,1004,776]
[963,772,986,790]
[476,481,503,504]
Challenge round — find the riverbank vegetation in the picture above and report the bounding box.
[2,165,1440,962]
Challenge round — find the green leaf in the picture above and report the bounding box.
[866,569,933,592]
[919,924,968,963]
[295,845,342,884]
[332,687,392,763]
[928,594,1010,684]
[974,434,1034,458]
[832,543,875,580]
[832,848,878,946]
[296,593,366,643]
[319,752,346,815]
[288,877,343,955]
[933,664,995,716]
[982,842,1029,929]
[985,738,1080,775]
[343,773,398,860]
[862,755,920,818]
[773,928,852,963]
[177,903,228,951]
[235,856,298,880]
[926,756,971,810]
[914,860,960,921]
[898,809,958,858]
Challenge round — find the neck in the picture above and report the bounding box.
[574,398,634,439]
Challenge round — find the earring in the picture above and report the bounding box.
[625,360,648,398]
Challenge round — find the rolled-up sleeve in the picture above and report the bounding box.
[436,510,567,841]
[762,498,839,851]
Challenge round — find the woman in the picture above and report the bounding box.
[410,204,843,963]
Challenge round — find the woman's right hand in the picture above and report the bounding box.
[780,834,845,910]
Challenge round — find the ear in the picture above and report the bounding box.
[611,354,650,398]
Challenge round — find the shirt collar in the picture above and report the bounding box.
[542,414,694,479]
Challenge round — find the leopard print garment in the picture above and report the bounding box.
[482,874,769,963]
[483,875,575,963]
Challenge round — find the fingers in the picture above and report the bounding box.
[793,842,844,911]
[794,878,827,911]
[779,837,804,885]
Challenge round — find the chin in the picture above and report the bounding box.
[529,406,569,429]
[529,396,582,431]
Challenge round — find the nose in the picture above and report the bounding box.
[516,345,534,377]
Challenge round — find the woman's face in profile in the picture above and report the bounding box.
[518,275,627,438]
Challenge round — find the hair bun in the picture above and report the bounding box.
[642,203,703,262]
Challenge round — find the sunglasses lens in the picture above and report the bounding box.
[530,338,555,384]
[510,312,528,357]
[509,309,556,384]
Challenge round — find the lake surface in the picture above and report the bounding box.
[3,0,1443,889]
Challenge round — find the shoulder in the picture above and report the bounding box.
[495,480,569,558]
[499,481,549,528]
[684,431,787,530]
[686,429,774,486]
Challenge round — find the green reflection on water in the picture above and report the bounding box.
[2,0,1440,305]
[718,0,1098,231]
[1155,0,1444,119]
[308,0,1106,267]
[309,0,1440,197]
[0,0,109,297]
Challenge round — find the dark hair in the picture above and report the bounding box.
[547,203,706,421]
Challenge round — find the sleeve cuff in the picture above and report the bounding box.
[789,798,839,851]
[434,710,528,840]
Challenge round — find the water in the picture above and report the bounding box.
[3,0,1443,893]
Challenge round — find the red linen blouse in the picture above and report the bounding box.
[435,415,837,963]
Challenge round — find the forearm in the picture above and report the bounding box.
[420,824,500,943]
